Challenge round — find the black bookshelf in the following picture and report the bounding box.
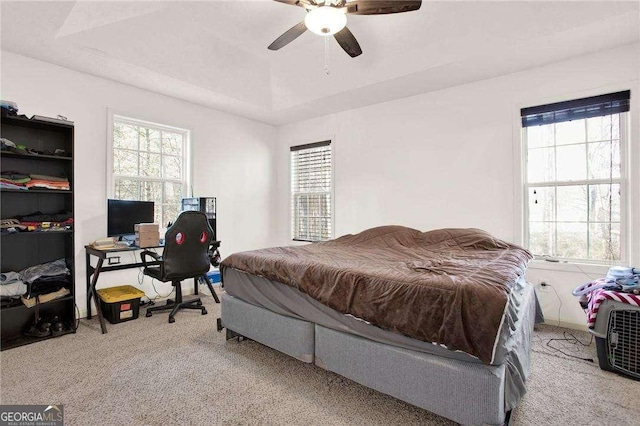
[1,116,75,350]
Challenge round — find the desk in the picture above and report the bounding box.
[85,241,221,334]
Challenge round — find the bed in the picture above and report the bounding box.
[218,226,541,425]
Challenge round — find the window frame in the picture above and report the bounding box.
[520,103,630,265]
[107,112,191,227]
[289,139,334,242]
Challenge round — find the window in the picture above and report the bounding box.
[291,141,332,241]
[521,91,630,263]
[111,116,189,227]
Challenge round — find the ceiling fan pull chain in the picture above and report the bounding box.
[324,35,331,75]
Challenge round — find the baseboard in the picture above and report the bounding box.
[541,318,588,331]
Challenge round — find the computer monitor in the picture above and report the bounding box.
[107,199,155,238]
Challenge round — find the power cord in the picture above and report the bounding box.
[136,269,174,301]
[74,303,80,331]
[133,250,174,302]
[545,331,594,362]
[150,279,174,300]
[540,281,562,327]
[539,282,594,362]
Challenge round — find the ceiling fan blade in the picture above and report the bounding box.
[346,0,421,15]
[268,21,308,50]
[334,26,362,58]
[273,0,316,8]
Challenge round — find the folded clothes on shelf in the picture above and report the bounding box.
[16,210,72,223]
[1,173,70,191]
[2,210,74,232]
[1,170,31,190]
[1,171,30,183]
[1,172,70,191]
[25,275,68,299]
[29,174,68,183]
[0,271,21,284]
[0,271,27,297]
[0,181,28,190]
[20,258,69,284]
[26,180,70,191]
[1,136,69,157]
[1,281,27,297]
[0,219,27,232]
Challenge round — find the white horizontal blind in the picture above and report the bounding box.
[291,141,332,241]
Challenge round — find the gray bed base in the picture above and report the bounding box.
[221,294,516,425]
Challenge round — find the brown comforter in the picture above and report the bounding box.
[221,226,532,364]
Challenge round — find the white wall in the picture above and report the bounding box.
[275,43,640,329]
[1,51,277,317]
[3,43,638,327]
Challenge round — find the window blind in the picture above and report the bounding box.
[521,90,630,128]
[290,141,332,242]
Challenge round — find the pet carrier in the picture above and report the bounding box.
[590,299,640,380]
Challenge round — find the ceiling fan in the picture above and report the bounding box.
[268,0,422,58]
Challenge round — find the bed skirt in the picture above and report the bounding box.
[220,294,533,425]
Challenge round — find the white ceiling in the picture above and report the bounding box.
[2,0,639,125]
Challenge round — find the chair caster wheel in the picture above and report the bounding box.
[201,308,208,315]
[146,311,152,317]
[168,316,175,323]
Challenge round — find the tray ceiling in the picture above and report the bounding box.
[2,1,638,125]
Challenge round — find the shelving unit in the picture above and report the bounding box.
[1,115,75,350]
[181,197,217,240]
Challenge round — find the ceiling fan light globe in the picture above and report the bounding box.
[304,6,347,36]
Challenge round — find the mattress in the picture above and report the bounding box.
[221,226,533,364]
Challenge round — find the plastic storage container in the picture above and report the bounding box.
[97,285,145,324]
[206,269,221,284]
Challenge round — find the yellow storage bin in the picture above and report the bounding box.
[97,285,145,324]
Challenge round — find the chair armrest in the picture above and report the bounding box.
[140,250,162,267]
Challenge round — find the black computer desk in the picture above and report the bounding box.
[85,241,221,334]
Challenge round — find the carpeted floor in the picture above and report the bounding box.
[1,292,638,425]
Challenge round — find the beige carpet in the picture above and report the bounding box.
[1,293,638,425]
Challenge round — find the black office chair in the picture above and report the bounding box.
[140,211,213,323]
